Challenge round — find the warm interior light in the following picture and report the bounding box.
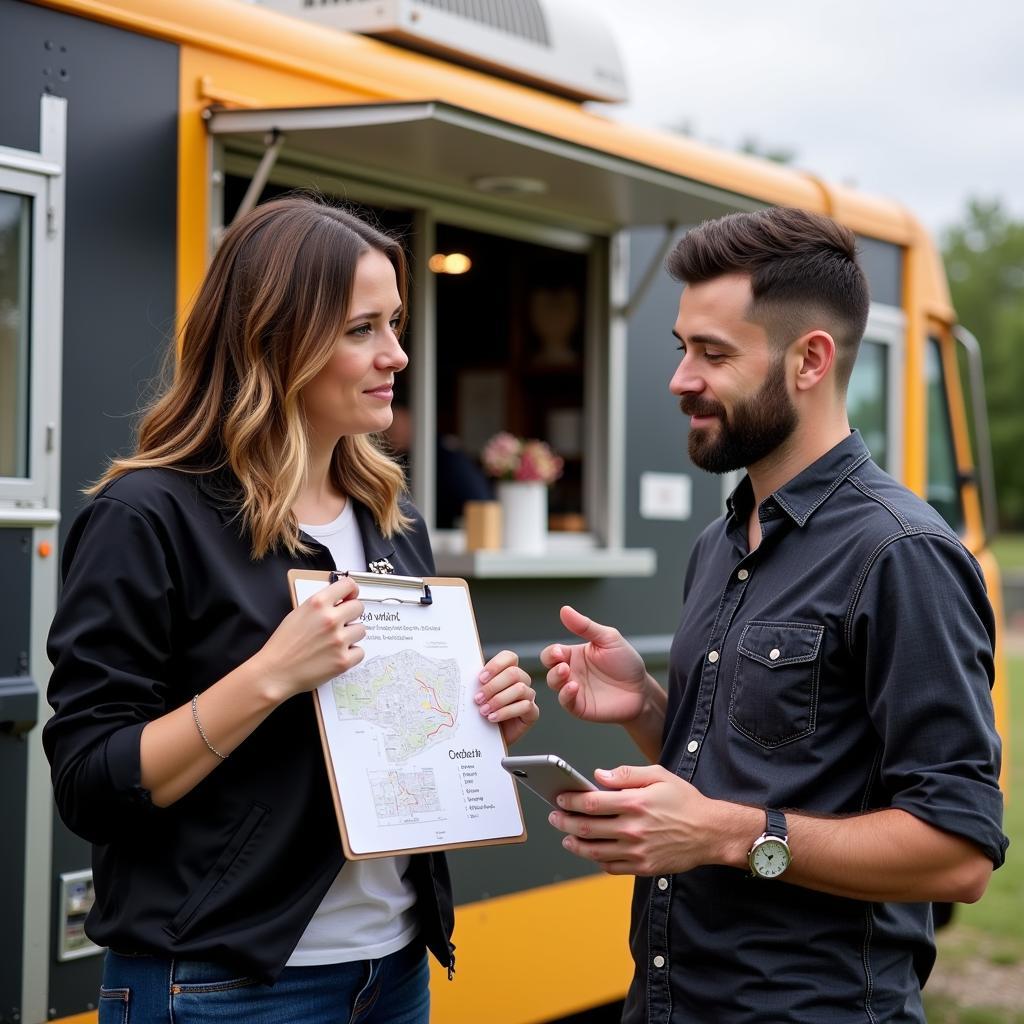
[472,175,548,195]
[443,253,472,274]
[429,252,472,275]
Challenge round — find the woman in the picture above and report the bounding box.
[43,196,539,1023]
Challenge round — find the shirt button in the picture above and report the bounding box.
[653,955,666,968]
[657,877,669,890]
[737,569,749,580]
[769,648,781,661]
[708,650,719,663]
[687,740,699,753]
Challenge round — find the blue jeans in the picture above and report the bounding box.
[98,941,430,1024]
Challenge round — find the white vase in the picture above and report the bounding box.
[497,480,547,554]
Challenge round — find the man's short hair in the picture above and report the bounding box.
[666,208,870,391]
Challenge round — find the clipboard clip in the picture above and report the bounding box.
[331,570,433,606]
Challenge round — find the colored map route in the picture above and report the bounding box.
[333,649,462,762]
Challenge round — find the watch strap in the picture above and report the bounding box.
[765,808,787,840]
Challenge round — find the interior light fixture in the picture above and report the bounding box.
[428,252,473,275]
[472,175,548,196]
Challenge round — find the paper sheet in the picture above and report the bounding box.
[294,577,525,856]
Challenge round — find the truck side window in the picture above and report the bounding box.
[925,337,964,533]
[847,338,889,469]
[0,191,31,479]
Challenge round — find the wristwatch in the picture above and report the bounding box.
[747,808,792,879]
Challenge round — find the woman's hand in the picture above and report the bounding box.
[254,578,366,702]
[540,605,652,724]
[475,650,539,747]
[140,578,364,807]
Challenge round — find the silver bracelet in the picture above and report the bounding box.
[191,693,228,760]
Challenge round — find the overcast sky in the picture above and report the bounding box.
[583,0,1023,238]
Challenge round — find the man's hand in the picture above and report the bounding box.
[552,767,996,904]
[540,606,654,725]
[546,764,751,876]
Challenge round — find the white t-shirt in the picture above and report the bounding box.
[287,501,419,966]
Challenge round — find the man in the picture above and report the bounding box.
[541,208,1007,1023]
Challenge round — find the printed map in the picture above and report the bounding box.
[368,768,443,822]
[333,649,461,762]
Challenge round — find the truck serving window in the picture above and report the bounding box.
[434,222,586,530]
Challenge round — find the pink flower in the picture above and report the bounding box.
[481,432,523,478]
[482,433,563,484]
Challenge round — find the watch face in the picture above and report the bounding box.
[750,838,790,878]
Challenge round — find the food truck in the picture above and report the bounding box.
[0,1,1006,1020]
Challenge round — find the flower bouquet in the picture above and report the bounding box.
[480,431,564,484]
[480,432,563,554]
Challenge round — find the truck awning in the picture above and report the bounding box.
[205,101,760,231]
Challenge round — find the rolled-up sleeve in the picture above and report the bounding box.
[44,495,177,843]
[851,531,1008,867]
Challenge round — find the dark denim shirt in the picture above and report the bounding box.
[623,432,1007,1024]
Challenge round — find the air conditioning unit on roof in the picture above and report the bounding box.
[258,0,629,104]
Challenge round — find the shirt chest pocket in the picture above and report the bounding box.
[728,621,824,748]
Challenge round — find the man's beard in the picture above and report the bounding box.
[681,356,797,474]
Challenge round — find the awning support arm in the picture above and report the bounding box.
[232,129,286,224]
[615,222,679,320]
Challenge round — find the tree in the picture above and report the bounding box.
[943,200,1024,528]
[737,136,797,166]
[662,121,797,166]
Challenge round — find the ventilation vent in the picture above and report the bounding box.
[298,0,550,46]
[410,0,549,46]
[263,0,628,103]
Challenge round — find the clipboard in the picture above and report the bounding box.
[288,569,527,860]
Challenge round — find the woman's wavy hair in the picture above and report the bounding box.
[90,195,412,557]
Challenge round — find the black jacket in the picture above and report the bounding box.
[44,467,455,981]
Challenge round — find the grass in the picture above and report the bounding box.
[922,652,1024,1021]
[923,1007,1024,1024]
[991,534,1024,573]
